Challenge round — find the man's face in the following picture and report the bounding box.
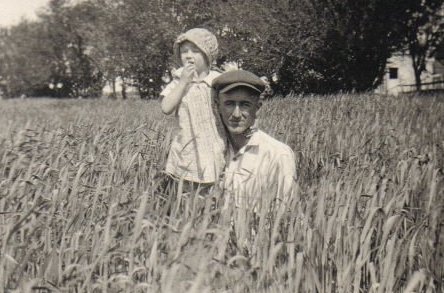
[218,86,261,135]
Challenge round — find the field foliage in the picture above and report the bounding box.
[0,94,443,292]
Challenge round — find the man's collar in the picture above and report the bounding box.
[231,122,261,149]
[245,128,260,147]
[228,129,261,160]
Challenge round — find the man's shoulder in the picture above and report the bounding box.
[204,70,221,84]
[255,130,294,157]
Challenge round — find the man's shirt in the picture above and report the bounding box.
[222,130,297,209]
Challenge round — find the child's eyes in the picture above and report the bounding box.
[180,48,201,54]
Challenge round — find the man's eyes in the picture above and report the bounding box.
[223,101,252,108]
[224,101,236,107]
[240,102,252,107]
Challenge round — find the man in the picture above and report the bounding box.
[212,71,297,257]
[213,70,296,204]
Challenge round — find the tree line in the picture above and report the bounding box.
[0,0,443,98]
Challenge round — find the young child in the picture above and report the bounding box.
[160,28,226,188]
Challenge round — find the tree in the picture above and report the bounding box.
[82,0,123,98]
[3,0,444,97]
[37,0,104,97]
[0,21,53,97]
[173,0,444,94]
[405,1,444,91]
[0,0,104,98]
[88,0,180,99]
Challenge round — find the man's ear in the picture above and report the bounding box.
[256,100,263,114]
[211,89,219,106]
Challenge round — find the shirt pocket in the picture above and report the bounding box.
[236,155,258,183]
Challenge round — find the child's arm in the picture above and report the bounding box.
[161,64,195,115]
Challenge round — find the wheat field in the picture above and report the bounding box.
[0,94,443,292]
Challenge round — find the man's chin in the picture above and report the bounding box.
[226,125,248,135]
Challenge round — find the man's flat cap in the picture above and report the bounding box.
[212,70,266,94]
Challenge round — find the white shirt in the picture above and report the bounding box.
[223,130,296,209]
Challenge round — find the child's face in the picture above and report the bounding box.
[179,41,209,73]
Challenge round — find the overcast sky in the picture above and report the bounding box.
[0,0,50,27]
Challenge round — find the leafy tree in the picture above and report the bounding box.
[405,1,444,90]
[174,0,444,94]
[3,0,444,97]
[83,0,124,98]
[0,21,53,97]
[37,0,103,97]
[88,0,180,99]
[0,0,104,98]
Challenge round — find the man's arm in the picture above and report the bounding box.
[275,149,297,203]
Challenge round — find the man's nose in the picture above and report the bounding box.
[232,104,241,117]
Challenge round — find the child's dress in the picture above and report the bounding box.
[161,68,226,183]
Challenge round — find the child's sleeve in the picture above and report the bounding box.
[160,78,180,98]
[160,68,182,98]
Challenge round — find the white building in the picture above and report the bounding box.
[377,4,444,96]
[377,54,444,96]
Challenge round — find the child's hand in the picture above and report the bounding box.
[180,63,196,84]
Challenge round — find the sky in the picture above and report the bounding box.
[0,0,50,27]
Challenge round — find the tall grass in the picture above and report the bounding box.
[0,94,443,292]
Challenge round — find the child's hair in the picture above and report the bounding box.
[173,28,218,66]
